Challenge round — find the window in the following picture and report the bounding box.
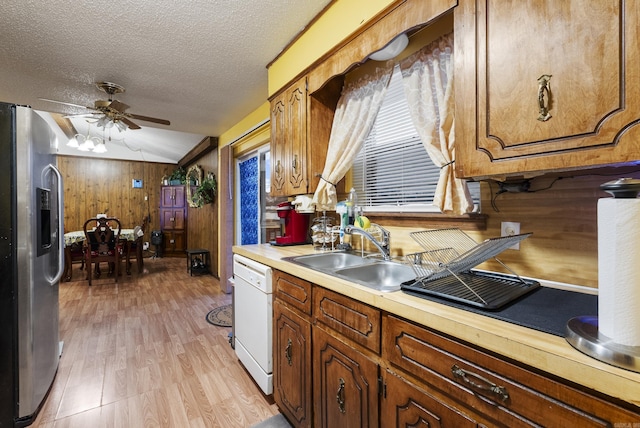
[235,147,272,245]
[352,66,479,212]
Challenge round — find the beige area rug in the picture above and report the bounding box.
[205,304,232,327]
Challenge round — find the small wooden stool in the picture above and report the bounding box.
[186,249,210,275]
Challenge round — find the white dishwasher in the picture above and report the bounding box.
[233,254,273,395]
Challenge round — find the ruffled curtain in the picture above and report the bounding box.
[399,32,474,214]
[312,66,393,212]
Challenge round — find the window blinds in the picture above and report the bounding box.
[352,66,479,211]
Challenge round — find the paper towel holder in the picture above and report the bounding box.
[566,316,640,373]
[564,177,640,373]
[600,177,640,198]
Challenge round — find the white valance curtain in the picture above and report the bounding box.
[399,32,474,214]
[311,66,393,212]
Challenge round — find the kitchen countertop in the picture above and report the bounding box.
[233,243,640,408]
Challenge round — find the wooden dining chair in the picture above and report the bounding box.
[126,216,148,275]
[64,241,85,281]
[83,217,124,286]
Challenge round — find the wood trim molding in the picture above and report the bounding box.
[51,113,77,140]
[268,0,457,100]
[364,212,487,231]
[307,0,457,94]
[179,136,219,167]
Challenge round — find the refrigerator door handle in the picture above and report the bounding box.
[45,163,65,285]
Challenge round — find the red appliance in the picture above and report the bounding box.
[274,202,311,245]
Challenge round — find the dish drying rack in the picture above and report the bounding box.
[402,228,540,309]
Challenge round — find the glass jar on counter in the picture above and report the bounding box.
[311,215,338,251]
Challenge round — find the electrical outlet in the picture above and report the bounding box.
[501,222,521,250]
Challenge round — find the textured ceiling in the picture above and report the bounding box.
[0,0,332,163]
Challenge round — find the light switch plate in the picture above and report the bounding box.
[501,222,521,250]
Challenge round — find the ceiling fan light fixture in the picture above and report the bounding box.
[78,139,96,151]
[67,137,79,148]
[97,116,110,128]
[114,120,128,132]
[92,142,108,153]
[71,121,104,153]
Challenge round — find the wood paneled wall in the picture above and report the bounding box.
[58,155,174,248]
[185,149,219,278]
[384,172,640,289]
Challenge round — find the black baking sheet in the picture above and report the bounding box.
[402,286,597,337]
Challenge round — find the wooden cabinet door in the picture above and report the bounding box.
[455,0,640,179]
[161,186,185,207]
[160,209,184,230]
[313,326,379,428]
[161,186,174,207]
[381,370,477,428]
[285,78,307,195]
[172,209,185,230]
[271,95,287,195]
[270,76,308,196]
[162,230,184,253]
[172,186,185,207]
[273,301,312,428]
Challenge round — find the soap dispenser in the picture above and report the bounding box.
[347,188,358,225]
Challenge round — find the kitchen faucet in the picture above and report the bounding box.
[344,224,391,261]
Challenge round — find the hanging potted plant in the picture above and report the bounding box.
[191,174,217,208]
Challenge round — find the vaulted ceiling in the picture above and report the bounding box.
[0,0,332,163]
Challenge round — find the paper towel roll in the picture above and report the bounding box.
[598,197,640,346]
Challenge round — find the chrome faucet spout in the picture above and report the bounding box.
[345,225,391,261]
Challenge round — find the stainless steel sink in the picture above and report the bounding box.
[333,262,415,293]
[283,252,414,292]
[284,252,375,270]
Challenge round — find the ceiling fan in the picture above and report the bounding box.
[40,81,170,130]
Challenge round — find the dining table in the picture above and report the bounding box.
[63,228,139,282]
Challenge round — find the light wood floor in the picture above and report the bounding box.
[31,256,280,428]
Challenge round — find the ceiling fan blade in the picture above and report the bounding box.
[108,100,129,112]
[39,98,92,110]
[121,117,141,130]
[63,113,100,119]
[128,113,170,126]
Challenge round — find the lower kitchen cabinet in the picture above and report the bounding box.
[313,326,379,428]
[273,300,312,428]
[271,270,640,427]
[383,313,640,427]
[380,369,476,428]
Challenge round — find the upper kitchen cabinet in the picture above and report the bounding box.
[454,0,640,179]
[268,0,460,197]
[271,76,309,196]
[270,75,337,197]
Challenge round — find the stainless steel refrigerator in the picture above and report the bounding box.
[0,102,64,427]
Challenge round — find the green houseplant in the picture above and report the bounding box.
[168,166,186,185]
[191,174,217,208]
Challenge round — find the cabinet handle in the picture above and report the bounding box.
[292,154,298,172]
[276,160,282,174]
[537,74,552,122]
[336,378,346,413]
[451,364,509,403]
[285,338,292,366]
